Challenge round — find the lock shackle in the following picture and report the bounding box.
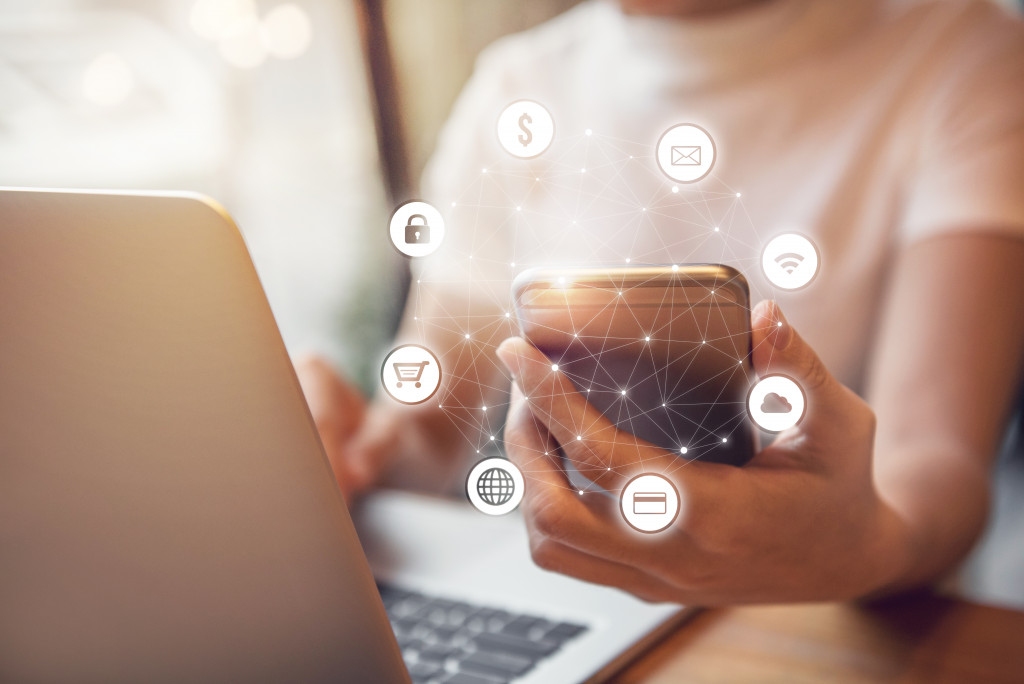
[407,214,428,226]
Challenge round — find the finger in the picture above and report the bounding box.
[506,412,697,571]
[503,382,567,487]
[749,300,875,460]
[525,537,680,604]
[497,337,677,488]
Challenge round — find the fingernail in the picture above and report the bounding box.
[496,338,518,370]
[772,303,793,351]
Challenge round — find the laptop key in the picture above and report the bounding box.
[428,625,463,644]
[459,650,536,678]
[393,617,425,638]
[472,632,559,658]
[544,621,588,643]
[499,616,550,638]
[407,661,444,682]
[417,644,458,663]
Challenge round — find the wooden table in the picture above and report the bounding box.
[614,591,1024,683]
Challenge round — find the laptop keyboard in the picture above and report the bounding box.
[378,583,589,684]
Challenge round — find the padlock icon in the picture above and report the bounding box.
[404,214,430,244]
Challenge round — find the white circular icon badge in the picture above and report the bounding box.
[389,200,445,258]
[761,233,820,291]
[497,100,555,159]
[655,123,716,184]
[747,374,805,433]
[620,473,680,534]
[380,344,442,405]
[466,457,525,516]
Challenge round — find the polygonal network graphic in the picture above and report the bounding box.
[384,105,818,525]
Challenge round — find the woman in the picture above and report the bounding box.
[298,0,1024,602]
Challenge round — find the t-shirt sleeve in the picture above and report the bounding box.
[417,42,518,299]
[900,10,1024,245]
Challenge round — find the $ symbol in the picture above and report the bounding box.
[517,112,533,147]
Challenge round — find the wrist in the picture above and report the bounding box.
[858,495,918,599]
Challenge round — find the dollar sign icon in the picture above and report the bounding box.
[499,101,552,158]
[517,112,533,148]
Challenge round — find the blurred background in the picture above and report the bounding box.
[1,0,1020,608]
[0,0,577,391]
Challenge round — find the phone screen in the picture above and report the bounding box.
[513,266,756,467]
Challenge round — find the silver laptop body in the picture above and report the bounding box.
[0,189,688,684]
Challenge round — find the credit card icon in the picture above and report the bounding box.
[632,492,667,515]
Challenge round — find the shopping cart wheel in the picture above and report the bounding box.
[396,381,403,388]
[414,382,422,388]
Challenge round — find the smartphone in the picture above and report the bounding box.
[512,265,756,466]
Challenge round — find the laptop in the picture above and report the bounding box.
[0,189,689,683]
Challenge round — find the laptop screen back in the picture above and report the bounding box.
[0,190,409,683]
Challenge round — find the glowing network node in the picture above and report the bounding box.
[551,363,559,371]
[680,447,688,454]
[576,435,583,441]
[585,128,592,136]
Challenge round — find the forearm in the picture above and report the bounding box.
[369,286,511,490]
[870,445,991,595]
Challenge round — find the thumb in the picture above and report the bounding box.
[748,300,872,456]
[751,300,838,399]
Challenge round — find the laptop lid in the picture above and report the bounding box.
[0,189,410,683]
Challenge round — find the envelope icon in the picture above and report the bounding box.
[671,145,701,166]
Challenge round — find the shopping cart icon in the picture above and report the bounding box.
[393,360,430,388]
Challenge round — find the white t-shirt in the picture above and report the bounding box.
[417,0,1024,390]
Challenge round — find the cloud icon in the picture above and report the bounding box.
[760,392,792,414]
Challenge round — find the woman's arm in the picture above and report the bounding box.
[867,231,1024,591]
[494,231,1024,603]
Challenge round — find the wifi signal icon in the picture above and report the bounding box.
[762,233,819,290]
[774,252,805,274]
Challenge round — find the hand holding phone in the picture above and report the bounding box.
[512,265,756,466]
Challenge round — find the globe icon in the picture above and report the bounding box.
[476,467,516,506]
